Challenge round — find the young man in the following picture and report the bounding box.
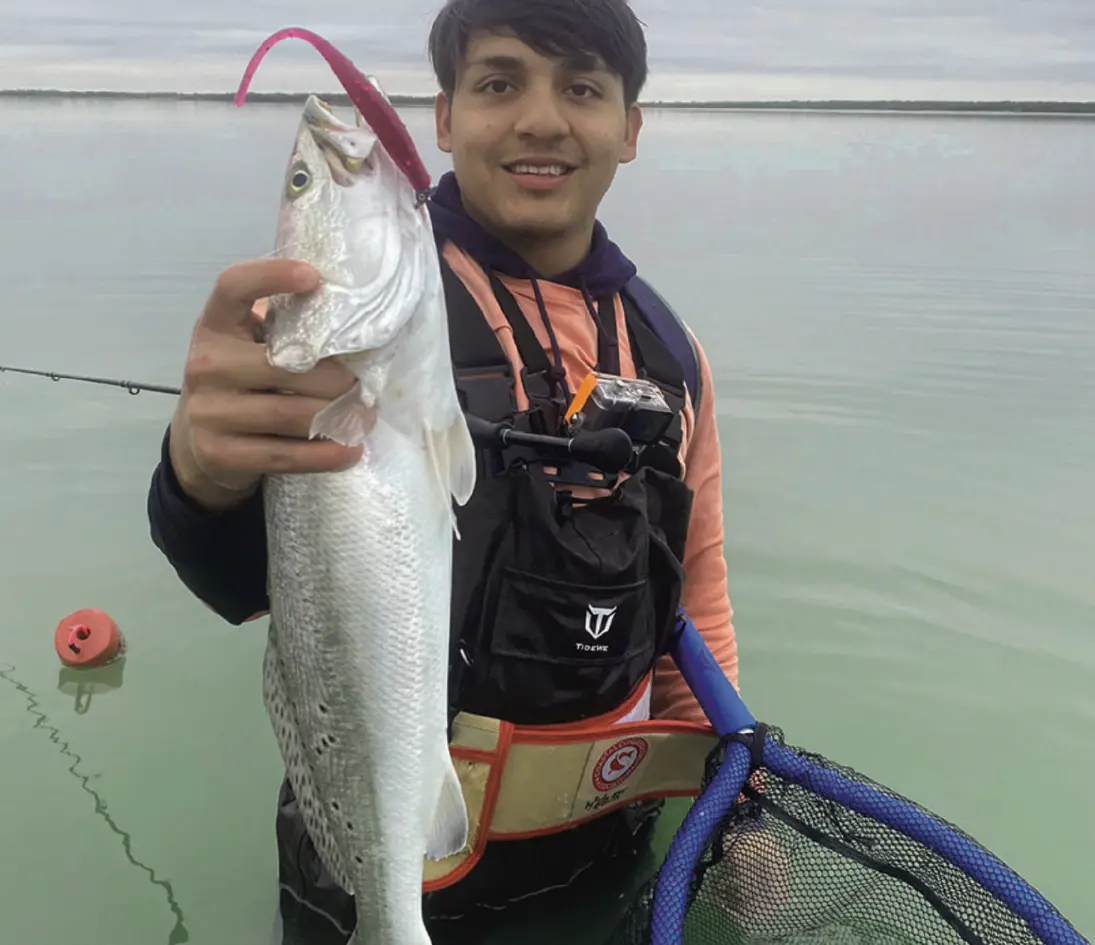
[148,0,738,940]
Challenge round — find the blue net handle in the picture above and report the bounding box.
[649,616,755,945]
[650,736,752,945]
[650,613,1088,945]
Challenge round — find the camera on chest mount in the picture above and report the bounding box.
[464,371,676,493]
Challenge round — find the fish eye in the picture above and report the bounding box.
[287,164,312,196]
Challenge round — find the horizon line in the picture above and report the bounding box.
[1,87,1094,115]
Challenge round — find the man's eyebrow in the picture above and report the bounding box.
[464,52,608,74]
[464,54,526,73]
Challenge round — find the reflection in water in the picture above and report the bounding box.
[0,662,190,944]
[57,660,128,714]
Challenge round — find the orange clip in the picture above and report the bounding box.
[565,372,600,424]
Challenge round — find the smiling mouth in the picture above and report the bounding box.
[504,162,576,178]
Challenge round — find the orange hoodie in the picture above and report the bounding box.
[442,242,739,725]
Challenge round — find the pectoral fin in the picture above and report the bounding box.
[309,383,376,447]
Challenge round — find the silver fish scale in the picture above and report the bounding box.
[262,422,454,939]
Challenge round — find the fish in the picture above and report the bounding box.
[241,39,478,945]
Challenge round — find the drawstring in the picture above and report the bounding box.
[530,277,570,396]
[579,278,619,374]
[521,274,619,400]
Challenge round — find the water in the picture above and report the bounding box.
[0,98,1092,944]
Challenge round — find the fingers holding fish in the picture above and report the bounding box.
[190,428,364,480]
[170,261,364,506]
[183,333,357,403]
[188,389,340,437]
[182,359,367,484]
[201,258,319,339]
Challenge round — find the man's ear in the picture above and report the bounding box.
[619,104,643,164]
[435,92,453,153]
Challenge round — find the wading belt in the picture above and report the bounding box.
[422,674,718,892]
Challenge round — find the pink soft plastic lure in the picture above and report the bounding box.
[234,26,432,197]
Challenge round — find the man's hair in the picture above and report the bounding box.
[428,0,649,107]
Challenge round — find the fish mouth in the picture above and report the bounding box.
[303,94,378,182]
[303,94,359,139]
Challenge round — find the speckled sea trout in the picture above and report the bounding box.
[235,29,477,945]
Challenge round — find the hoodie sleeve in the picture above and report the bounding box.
[147,427,271,625]
[650,337,740,724]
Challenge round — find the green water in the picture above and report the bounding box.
[0,99,1092,944]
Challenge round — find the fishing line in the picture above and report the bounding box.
[0,662,190,944]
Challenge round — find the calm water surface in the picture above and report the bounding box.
[0,99,1092,944]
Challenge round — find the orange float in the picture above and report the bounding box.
[54,609,126,669]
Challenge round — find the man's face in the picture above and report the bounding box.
[435,30,642,251]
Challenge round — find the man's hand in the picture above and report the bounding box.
[169,259,367,510]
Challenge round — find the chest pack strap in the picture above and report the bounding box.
[485,271,621,405]
[439,261,519,424]
[442,257,701,428]
[622,276,703,416]
[485,271,554,379]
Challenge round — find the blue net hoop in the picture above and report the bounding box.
[639,614,1088,945]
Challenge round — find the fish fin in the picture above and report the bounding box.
[424,413,477,535]
[309,382,375,447]
[425,753,469,861]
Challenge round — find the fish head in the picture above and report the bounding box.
[266,93,429,374]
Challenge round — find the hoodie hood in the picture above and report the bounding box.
[426,171,637,298]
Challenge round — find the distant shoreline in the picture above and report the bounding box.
[2,88,1095,116]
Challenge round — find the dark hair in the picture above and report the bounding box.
[428,0,649,106]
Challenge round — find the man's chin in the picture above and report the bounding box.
[493,214,574,244]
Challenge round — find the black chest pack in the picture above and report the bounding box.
[438,260,698,728]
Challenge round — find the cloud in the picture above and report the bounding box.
[1,0,1093,99]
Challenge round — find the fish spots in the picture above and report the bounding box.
[260,631,355,894]
[303,797,323,825]
[314,732,338,757]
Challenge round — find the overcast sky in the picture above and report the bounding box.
[2,0,1093,100]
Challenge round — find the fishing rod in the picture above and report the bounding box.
[0,364,181,396]
[1,362,637,476]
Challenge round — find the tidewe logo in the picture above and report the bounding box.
[576,603,617,654]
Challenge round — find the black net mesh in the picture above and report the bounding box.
[605,727,1087,945]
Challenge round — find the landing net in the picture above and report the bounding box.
[605,617,1088,945]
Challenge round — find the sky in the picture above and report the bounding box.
[1,0,1094,101]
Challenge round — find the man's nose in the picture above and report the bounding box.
[513,81,571,141]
